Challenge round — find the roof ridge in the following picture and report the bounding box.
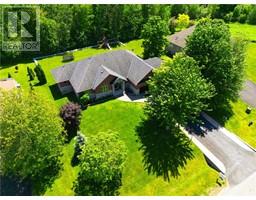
[75,58,94,93]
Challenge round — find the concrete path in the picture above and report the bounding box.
[240,80,256,108]
[187,113,256,187]
[117,93,146,102]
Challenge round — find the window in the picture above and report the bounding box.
[100,84,109,93]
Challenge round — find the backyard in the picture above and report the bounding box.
[0,22,255,195]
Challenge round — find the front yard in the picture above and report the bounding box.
[45,100,219,195]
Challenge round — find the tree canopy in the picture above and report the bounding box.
[73,131,127,196]
[141,16,169,58]
[0,90,64,194]
[145,53,215,127]
[185,18,246,108]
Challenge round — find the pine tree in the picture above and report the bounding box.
[34,64,47,84]
[27,67,35,81]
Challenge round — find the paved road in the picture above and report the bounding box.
[240,80,256,108]
[187,115,256,187]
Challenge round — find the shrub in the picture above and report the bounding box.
[80,92,90,106]
[34,64,47,84]
[27,67,35,81]
[176,13,190,30]
[168,17,177,34]
[7,72,11,78]
[60,102,82,141]
[62,51,74,62]
[15,65,18,71]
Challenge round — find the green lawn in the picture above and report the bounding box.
[229,23,256,41]
[229,23,256,83]
[45,100,219,196]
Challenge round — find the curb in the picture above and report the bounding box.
[202,112,256,153]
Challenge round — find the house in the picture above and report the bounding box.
[0,78,20,91]
[51,50,161,100]
[167,25,195,55]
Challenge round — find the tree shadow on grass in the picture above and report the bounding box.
[136,117,194,181]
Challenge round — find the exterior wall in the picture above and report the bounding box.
[58,81,73,95]
[126,82,140,95]
[166,43,182,55]
[94,75,115,100]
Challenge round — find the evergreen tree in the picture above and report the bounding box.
[34,64,47,84]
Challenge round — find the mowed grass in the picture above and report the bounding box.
[225,100,256,148]
[229,23,256,83]
[46,100,219,195]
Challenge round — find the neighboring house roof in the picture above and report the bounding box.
[0,78,20,91]
[167,25,196,48]
[51,50,161,93]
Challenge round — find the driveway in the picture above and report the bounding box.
[240,80,256,108]
[187,114,256,187]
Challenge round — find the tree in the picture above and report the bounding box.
[185,18,246,108]
[0,90,64,194]
[146,53,215,127]
[27,66,35,81]
[73,131,127,196]
[141,16,169,59]
[60,102,82,140]
[40,17,59,54]
[247,5,256,25]
[176,13,190,30]
[34,64,47,84]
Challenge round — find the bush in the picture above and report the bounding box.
[60,102,82,141]
[176,13,190,30]
[72,132,86,166]
[8,73,11,78]
[62,51,74,62]
[34,64,47,84]
[80,92,90,106]
[168,17,177,34]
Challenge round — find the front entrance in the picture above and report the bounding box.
[112,78,125,97]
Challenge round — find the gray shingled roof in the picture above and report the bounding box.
[167,25,195,48]
[51,50,161,94]
[144,57,162,68]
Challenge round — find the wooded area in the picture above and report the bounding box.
[0,4,255,64]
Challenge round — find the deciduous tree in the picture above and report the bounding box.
[73,131,127,196]
[185,18,246,108]
[0,90,64,194]
[146,53,215,127]
[141,16,169,59]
